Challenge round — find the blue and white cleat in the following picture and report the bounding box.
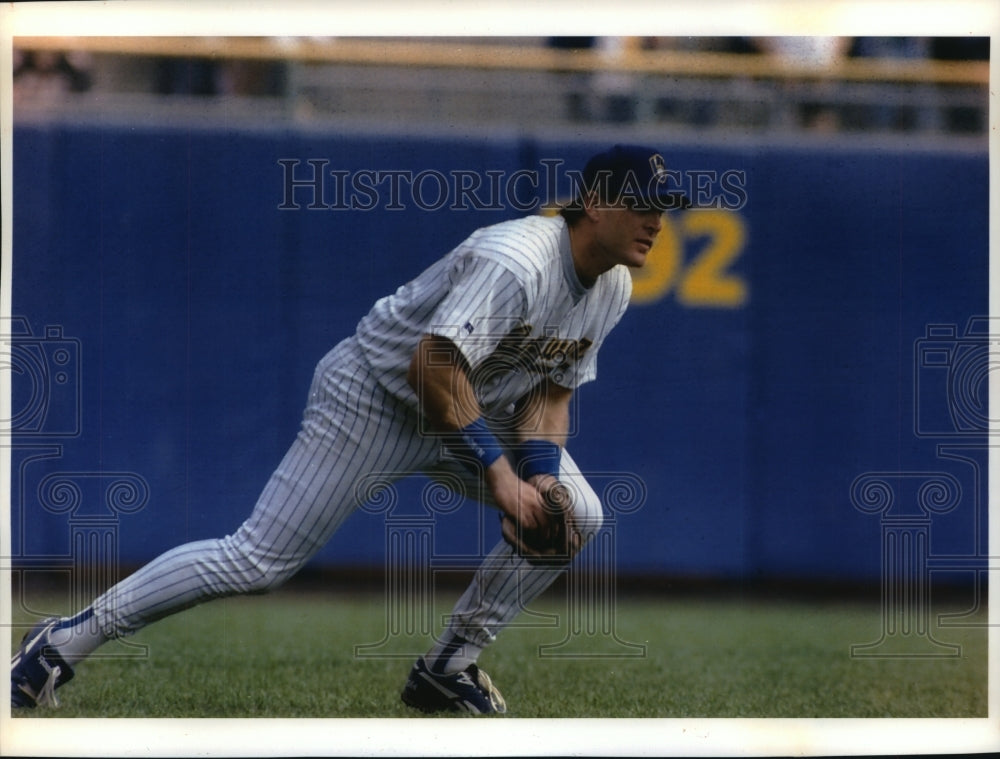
[10,617,75,709]
[401,657,506,714]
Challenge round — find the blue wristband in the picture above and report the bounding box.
[451,418,504,472]
[512,439,562,480]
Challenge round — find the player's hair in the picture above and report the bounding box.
[558,186,616,225]
[558,202,587,226]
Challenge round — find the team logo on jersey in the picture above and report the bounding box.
[478,324,593,378]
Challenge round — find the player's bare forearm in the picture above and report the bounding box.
[509,379,573,510]
[407,334,480,432]
[515,379,572,446]
[407,334,549,529]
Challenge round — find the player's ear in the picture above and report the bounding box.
[582,191,602,223]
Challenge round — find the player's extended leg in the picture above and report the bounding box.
[11,337,438,708]
[401,449,603,713]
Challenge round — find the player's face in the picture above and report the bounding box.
[595,200,663,269]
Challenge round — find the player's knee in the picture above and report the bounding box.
[241,563,295,595]
[223,533,299,594]
[244,555,299,594]
[565,476,604,543]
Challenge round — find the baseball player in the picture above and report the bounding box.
[11,144,680,714]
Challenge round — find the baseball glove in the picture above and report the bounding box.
[501,482,583,566]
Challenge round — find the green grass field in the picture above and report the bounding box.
[10,587,987,719]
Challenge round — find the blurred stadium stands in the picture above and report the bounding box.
[12,36,990,138]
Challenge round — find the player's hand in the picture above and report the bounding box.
[525,474,574,541]
[485,459,549,531]
[500,473,582,566]
[526,474,571,512]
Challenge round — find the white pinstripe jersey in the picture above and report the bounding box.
[355,214,632,416]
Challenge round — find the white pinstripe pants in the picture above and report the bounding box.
[92,336,603,650]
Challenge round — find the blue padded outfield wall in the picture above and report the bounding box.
[10,120,988,584]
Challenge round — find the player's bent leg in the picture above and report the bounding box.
[435,449,605,647]
[405,450,602,713]
[11,486,341,710]
[13,339,437,708]
[92,531,305,640]
[89,432,371,640]
[10,533,290,710]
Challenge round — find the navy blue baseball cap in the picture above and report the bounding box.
[578,144,690,211]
